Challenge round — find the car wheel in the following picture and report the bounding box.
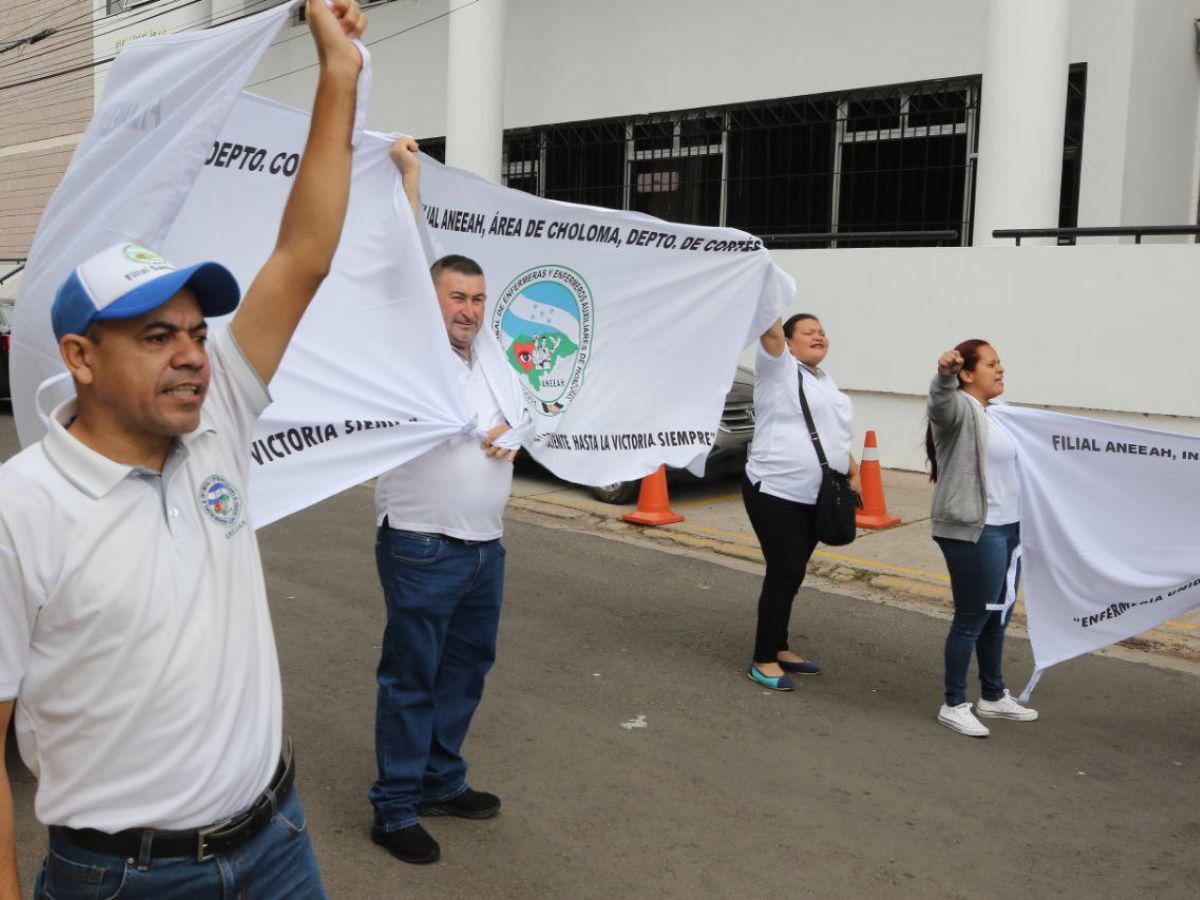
[590,481,639,505]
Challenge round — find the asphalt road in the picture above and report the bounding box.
[4,407,1200,897]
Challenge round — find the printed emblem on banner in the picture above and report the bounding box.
[198,474,243,529]
[493,265,594,416]
[122,244,163,265]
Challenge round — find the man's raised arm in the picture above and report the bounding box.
[231,0,366,384]
[391,136,421,223]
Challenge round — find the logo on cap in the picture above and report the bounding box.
[122,244,164,266]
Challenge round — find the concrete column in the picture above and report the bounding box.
[973,0,1071,246]
[445,0,507,181]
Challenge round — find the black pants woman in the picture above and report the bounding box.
[742,315,857,691]
[743,479,820,668]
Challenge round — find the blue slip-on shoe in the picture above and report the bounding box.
[777,658,822,676]
[747,665,795,691]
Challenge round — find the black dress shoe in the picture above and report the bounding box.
[371,823,441,864]
[417,788,501,820]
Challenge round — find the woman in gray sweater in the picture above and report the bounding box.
[926,340,1038,738]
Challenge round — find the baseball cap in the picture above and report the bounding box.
[51,243,241,342]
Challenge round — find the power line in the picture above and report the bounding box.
[0,0,293,92]
[248,0,481,88]
[0,0,227,80]
[1,0,474,97]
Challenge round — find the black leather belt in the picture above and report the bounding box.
[381,516,486,546]
[52,743,295,863]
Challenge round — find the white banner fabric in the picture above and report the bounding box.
[10,11,483,528]
[11,5,792,526]
[163,95,481,526]
[990,405,1200,683]
[12,1,298,445]
[418,158,795,485]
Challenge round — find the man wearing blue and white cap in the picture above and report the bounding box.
[0,2,365,898]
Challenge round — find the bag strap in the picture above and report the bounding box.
[796,364,832,473]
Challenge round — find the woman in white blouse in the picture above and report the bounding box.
[741,314,859,692]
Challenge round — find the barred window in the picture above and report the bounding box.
[434,72,1085,249]
[834,81,976,247]
[1059,64,1088,234]
[725,99,837,240]
[542,121,625,210]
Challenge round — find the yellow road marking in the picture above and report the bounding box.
[813,548,950,583]
[687,525,759,545]
[675,491,744,509]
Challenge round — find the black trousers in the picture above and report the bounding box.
[742,476,820,663]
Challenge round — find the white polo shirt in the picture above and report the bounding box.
[745,343,854,504]
[0,328,282,832]
[375,345,514,541]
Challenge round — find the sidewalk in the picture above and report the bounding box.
[508,465,1200,664]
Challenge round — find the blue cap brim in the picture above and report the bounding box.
[93,261,241,325]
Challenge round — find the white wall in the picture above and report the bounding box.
[1119,0,1200,232]
[246,0,450,136]
[86,1,1200,472]
[767,244,1200,469]
[501,0,986,129]
[1066,0,1136,230]
[240,0,1200,231]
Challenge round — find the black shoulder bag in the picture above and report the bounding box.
[797,366,859,546]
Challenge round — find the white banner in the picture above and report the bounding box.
[12,1,299,444]
[11,8,480,528]
[164,95,481,525]
[991,405,1200,690]
[12,5,792,527]
[419,159,794,485]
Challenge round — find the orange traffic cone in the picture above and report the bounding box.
[855,430,901,529]
[622,465,685,526]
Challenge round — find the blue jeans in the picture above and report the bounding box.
[371,528,505,832]
[935,523,1020,707]
[35,788,324,899]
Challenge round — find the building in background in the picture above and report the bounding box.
[4,0,1200,465]
[0,0,95,290]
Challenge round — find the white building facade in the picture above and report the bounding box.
[63,0,1200,465]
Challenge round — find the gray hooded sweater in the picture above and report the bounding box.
[927,372,990,542]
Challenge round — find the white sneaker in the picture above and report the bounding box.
[976,689,1039,721]
[938,702,990,738]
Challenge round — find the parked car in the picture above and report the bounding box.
[588,365,756,503]
[0,301,13,403]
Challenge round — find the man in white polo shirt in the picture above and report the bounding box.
[0,3,365,897]
[366,140,528,866]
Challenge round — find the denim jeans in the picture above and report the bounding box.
[34,787,324,899]
[742,477,821,663]
[935,523,1020,706]
[371,527,505,832]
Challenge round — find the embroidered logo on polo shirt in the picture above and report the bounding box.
[198,474,244,529]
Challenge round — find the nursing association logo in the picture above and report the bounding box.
[198,474,244,529]
[122,244,163,265]
[492,265,594,417]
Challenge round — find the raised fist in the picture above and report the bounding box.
[938,350,964,375]
[308,0,366,72]
[389,137,421,180]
